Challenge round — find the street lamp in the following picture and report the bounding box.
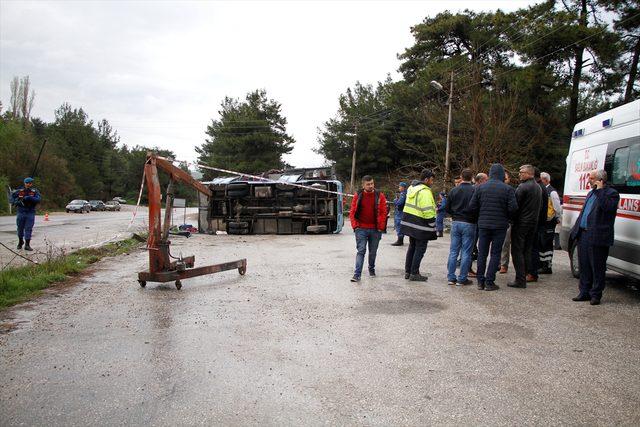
[430,72,454,189]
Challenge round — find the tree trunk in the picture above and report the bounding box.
[625,37,640,103]
[470,64,484,172]
[568,0,588,133]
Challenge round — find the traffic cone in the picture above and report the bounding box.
[44,212,49,221]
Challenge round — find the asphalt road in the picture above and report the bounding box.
[1,225,639,425]
[0,206,199,266]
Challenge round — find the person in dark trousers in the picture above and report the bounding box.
[500,170,512,274]
[446,168,476,286]
[539,172,562,273]
[10,177,42,251]
[391,182,408,246]
[349,175,388,282]
[468,173,488,277]
[526,168,549,282]
[436,192,447,237]
[468,164,518,291]
[400,169,438,282]
[508,164,542,289]
[570,170,619,305]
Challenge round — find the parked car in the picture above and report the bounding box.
[89,200,106,211]
[66,200,91,213]
[112,197,127,204]
[104,201,121,211]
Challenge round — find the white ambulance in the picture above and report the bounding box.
[560,99,640,280]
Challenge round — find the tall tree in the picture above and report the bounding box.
[196,89,294,179]
[601,0,640,102]
[316,80,399,182]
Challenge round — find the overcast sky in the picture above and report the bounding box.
[0,0,539,168]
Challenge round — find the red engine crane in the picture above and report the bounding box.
[138,153,247,289]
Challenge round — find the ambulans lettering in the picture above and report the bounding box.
[618,197,640,212]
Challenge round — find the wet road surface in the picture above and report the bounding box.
[0,207,198,266]
[1,228,639,425]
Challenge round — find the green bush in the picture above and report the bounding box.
[0,176,9,214]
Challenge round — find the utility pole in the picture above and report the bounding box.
[349,122,358,193]
[444,70,454,190]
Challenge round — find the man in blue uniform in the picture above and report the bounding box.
[391,182,407,246]
[10,177,42,251]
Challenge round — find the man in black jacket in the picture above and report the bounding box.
[508,164,542,289]
[446,168,476,286]
[527,168,549,282]
[468,164,518,291]
[570,170,619,305]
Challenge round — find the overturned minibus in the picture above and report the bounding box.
[198,167,345,235]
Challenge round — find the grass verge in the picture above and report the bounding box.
[0,237,142,309]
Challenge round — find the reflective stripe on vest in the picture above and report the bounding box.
[399,220,435,232]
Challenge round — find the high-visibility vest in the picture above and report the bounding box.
[399,183,438,240]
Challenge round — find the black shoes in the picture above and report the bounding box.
[369,269,376,277]
[477,282,485,290]
[538,268,553,274]
[391,238,404,246]
[507,281,526,289]
[457,279,473,286]
[24,239,33,251]
[17,238,24,250]
[572,295,590,302]
[409,273,428,282]
[590,298,601,305]
[350,276,360,283]
[404,273,410,279]
[484,283,499,291]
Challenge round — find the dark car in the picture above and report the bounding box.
[66,199,91,213]
[89,200,106,211]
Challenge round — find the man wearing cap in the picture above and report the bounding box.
[391,182,408,246]
[10,177,42,251]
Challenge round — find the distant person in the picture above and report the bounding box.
[474,173,488,186]
[391,182,408,246]
[349,175,388,282]
[436,191,447,237]
[539,172,562,273]
[468,164,518,291]
[446,168,476,286]
[468,172,488,277]
[570,170,619,305]
[500,170,512,274]
[10,177,42,251]
[400,169,438,281]
[508,164,542,289]
[526,167,549,282]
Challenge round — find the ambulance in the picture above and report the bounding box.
[560,99,640,279]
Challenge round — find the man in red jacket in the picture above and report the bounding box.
[349,175,388,282]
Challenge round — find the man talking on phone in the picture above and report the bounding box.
[569,169,619,305]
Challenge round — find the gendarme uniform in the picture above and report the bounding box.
[399,183,438,241]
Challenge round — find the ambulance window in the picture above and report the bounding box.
[628,144,640,187]
[612,147,629,185]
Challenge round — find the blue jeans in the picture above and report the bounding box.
[447,221,476,282]
[354,228,381,277]
[405,237,428,275]
[477,227,507,285]
[17,212,36,240]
